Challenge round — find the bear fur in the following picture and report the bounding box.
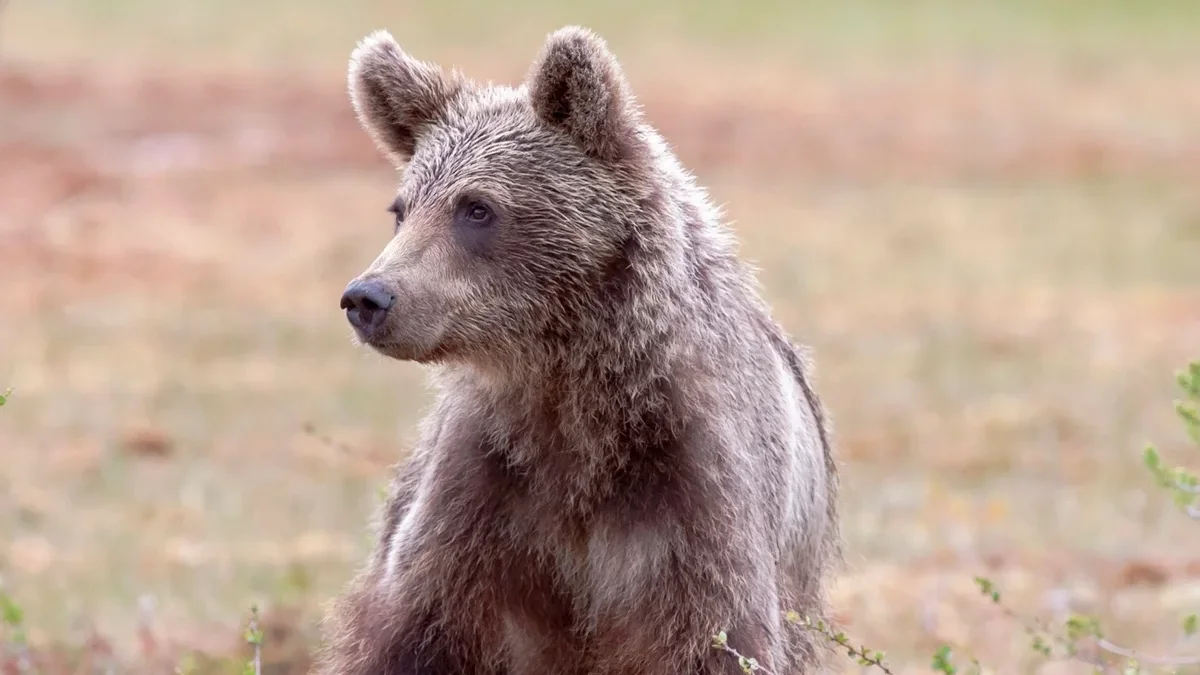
[316,25,842,675]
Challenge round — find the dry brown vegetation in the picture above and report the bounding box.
[2,1,1200,673]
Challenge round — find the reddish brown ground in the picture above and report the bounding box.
[3,13,1200,674]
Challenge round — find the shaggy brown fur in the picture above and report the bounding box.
[317,25,842,675]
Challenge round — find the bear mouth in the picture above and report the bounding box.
[359,333,448,364]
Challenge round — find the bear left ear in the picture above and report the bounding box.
[525,26,639,162]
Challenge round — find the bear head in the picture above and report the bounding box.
[339,26,660,369]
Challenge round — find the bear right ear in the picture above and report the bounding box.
[526,26,639,162]
[348,30,461,166]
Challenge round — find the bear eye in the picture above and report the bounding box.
[386,197,406,230]
[463,201,494,226]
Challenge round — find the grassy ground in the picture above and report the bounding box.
[3,0,1200,672]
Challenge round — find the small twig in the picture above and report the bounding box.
[786,613,896,674]
[244,605,264,675]
[975,577,1200,673]
[973,579,1108,670]
[1096,638,1200,667]
[711,632,773,675]
[301,422,361,457]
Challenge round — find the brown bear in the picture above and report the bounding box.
[318,24,842,675]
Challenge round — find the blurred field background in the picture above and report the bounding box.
[3,0,1200,672]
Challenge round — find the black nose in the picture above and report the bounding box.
[340,278,395,333]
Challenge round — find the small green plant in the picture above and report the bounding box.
[0,591,23,633]
[711,630,768,674]
[243,604,264,675]
[0,387,12,406]
[930,644,981,675]
[1183,614,1198,638]
[712,612,899,675]
[1142,361,1200,519]
[1,584,32,675]
[968,573,1200,672]
[786,611,895,673]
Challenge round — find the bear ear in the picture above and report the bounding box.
[348,30,461,166]
[526,26,638,162]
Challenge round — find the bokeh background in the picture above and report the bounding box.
[3,0,1200,672]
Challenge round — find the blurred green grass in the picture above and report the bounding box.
[10,0,1200,70]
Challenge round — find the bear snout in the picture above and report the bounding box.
[340,277,396,335]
